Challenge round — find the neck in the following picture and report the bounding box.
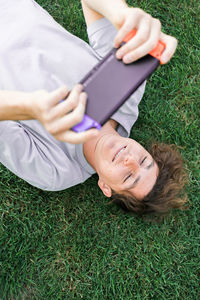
[83,119,118,169]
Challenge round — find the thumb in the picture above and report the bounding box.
[114,18,136,48]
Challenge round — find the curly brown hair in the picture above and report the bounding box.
[109,143,188,216]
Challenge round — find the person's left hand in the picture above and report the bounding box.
[28,84,100,144]
[112,7,177,64]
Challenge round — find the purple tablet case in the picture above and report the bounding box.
[72,33,165,132]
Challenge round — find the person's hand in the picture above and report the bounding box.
[29,84,99,144]
[112,7,177,64]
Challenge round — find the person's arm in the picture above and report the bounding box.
[0,85,99,144]
[82,0,127,26]
[0,90,33,121]
[82,0,177,64]
[81,0,104,27]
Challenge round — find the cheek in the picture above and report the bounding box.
[99,164,122,184]
[95,153,124,183]
[99,166,114,179]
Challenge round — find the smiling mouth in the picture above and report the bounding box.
[112,146,127,162]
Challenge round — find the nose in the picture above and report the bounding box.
[123,154,140,171]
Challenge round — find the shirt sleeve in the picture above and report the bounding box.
[87,17,117,58]
[0,120,84,191]
[0,120,55,190]
[87,17,146,137]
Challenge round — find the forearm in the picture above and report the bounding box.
[83,0,128,27]
[0,91,32,120]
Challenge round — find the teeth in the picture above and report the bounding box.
[115,148,125,159]
[114,146,126,161]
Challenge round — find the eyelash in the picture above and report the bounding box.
[124,173,132,182]
[124,156,147,182]
[141,156,147,165]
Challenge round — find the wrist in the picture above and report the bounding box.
[12,91,34,120]
[107,3,128,28]
[23,92,37,119]
[0,90,34,120]
[84,0,128,27]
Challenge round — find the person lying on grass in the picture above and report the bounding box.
[0,0,188,215]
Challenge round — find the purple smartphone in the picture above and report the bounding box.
[72,40,164,132]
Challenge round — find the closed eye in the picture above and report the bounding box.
[141,156,147,165]
[124,173,132,182]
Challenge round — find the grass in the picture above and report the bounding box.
[0,0,199,299]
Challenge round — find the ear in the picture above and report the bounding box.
[98,178,112,198]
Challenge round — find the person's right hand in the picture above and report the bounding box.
[112,7,178,65]
[29,84,99,144]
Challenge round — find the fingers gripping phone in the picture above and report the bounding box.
[72,30,165,132]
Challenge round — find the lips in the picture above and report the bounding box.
[112,146,127,162]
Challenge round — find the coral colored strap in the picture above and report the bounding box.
[123,29,165,62]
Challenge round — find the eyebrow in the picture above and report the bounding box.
[127,160,155,190]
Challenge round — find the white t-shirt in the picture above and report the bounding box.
[0,0,146,191]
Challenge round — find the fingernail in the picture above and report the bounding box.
[114,39,120,48]
[113,41,118,48]
[81,97,86,105]
[161,54,169,64]
[123,55,132,63]
[77,84,83,92]
[116,51,123,59]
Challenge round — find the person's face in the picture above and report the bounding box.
[94,134,159,199]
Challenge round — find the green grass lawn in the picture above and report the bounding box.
[0,0,199,299]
